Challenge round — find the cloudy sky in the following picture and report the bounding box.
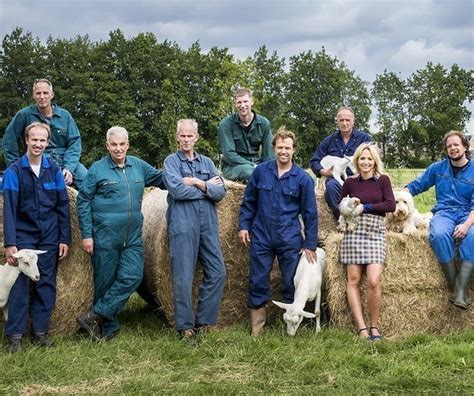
[1,0,473,131]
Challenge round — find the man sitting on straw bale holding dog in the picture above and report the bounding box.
[76,126,165,341]
[239,127,318,336]
[406,130,474,310]
[163,119,227,344]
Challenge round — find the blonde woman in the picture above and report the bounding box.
[339,143,395,340]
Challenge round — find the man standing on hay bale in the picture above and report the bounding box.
[2,78,87,189]
[406,130,474,310]
[310,107,371,217]
[239,127,318,336]
[164,119,227,343]
[218,87,274,182]
[76,126,165,341]
[3,122,71,352]
[338,143,395,341]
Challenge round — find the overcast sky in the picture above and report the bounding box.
[1,0,473,132]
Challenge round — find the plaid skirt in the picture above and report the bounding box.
[340,213,387,265]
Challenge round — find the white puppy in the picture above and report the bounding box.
[338,196,362,231]
[320,155,355,187]
[386,190,431,234]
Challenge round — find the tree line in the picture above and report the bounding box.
[0,27,471,169]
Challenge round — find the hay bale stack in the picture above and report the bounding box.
[49,187,93,335]
[316,191,337,242]
[325,231,474,338]
[0,194,4,265]
[141,181,284,327]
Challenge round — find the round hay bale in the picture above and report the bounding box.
[316,191,338,242]
[141,181,284,327]
[325,231,474,338]
[49,187,93,335]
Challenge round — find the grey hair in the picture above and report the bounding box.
[106,126,129,141]
[176,119,198,134]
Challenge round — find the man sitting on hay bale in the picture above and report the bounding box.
[239,127,318,336]
[406,130,474,310]
[76,126,165,341]
[163,119,227,343]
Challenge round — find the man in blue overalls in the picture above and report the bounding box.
[310,107,371,217]
[3,122,71,352]
[407,130,474,309]
[164,119,227,343]
[239,127,318,336]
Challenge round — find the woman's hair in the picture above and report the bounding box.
[352,142,387,176]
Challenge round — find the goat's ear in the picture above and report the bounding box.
[299,310,316,319]
[272,300,290,310]
[32,250,47,255]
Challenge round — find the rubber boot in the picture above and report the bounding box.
[440,261,456,290]
[250,307,266,337]
[76,309,104,341]
[452,262,474,310]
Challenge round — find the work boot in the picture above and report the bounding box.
[76,310,103,341]
[31,332,54,348]
[5,334,23,353]
[452,261,474,310]
[440,261,457,290]
[250,306,266,337]
[179,329,197,346]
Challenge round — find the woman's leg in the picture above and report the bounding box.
[346,264,368,337]
[366,263,384,336]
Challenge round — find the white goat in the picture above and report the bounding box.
[0,249,44,320]
[273,248,326,336]
[320,155,355,187]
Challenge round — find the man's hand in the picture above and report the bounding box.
[58,243,69,261]
[239,230,251,246]
[208,176,224,186]
[301,248,317,263]
[453,223,469,239]
[82,238,94,255]
[319,168,333,178]
[62,169,73,186]
[5,246,18,266]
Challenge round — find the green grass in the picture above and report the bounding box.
[1,295,473,394]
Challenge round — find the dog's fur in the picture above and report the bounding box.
[320,155,355,188]
[386,190,431,234]
[338,196,362,231]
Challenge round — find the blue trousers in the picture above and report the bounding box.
[91,244,144,337]
[248,237,301,308]
[5,245,58,336]
[429,210,474,264]
[169,228,226,331]
[325,177,342,218]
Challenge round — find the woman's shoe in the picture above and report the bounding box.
[356,327,370,340]
[369,326,383,341]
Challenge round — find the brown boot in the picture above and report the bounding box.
[250,307,266,337]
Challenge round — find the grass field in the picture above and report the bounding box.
[1,295,473,394]
[1,168,471,394]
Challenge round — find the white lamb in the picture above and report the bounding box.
[320,155,355,187]
[0,249,44,320]
[338,195,362,231]
[273,248,326,336]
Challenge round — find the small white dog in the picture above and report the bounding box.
[320,155,355,187]
[386,190,431,234]
[338,196,362,231]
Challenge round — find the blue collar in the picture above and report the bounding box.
[20,154,52,169]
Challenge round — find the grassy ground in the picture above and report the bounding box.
[1,295,473,394]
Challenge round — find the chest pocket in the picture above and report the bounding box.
[282,186,300,208]
[435,173,451,195]
[99,180,120,199]
[249,129,264,148]
[195,168,210,182]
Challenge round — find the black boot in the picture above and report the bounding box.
[76,310,103,341]
[31,332,54,348]
[452,262,474,310]
[5,334,23,353]
[440,261,457,290]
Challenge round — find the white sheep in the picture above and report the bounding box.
[273,248,326,336]
[320,155,355,187]
[0,249,44,320]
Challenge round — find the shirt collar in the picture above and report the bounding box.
[176,150,201,162]
[20,154,51,169]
